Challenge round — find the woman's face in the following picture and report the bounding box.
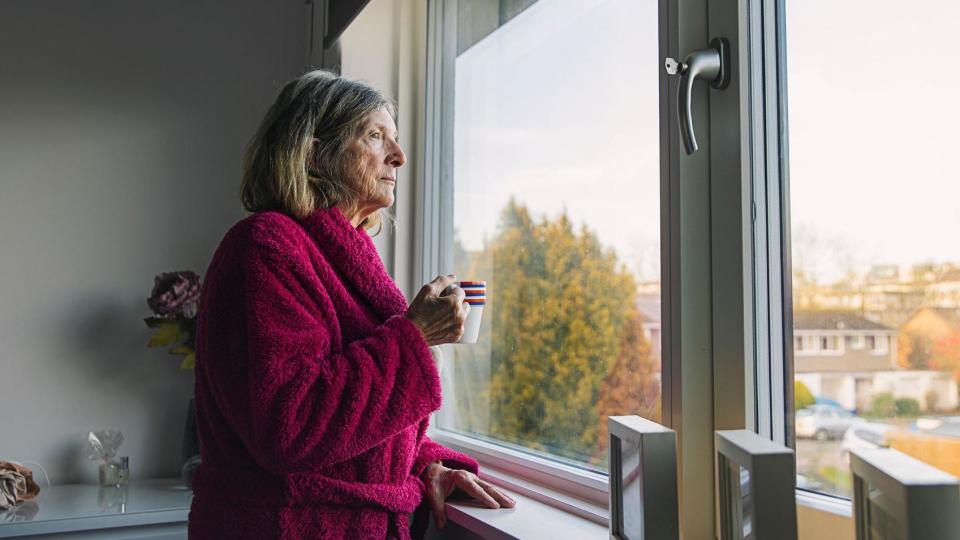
[344,106,406,219]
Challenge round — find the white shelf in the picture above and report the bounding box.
[0,478,191,538]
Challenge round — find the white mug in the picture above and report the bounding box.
[457,280,485,344]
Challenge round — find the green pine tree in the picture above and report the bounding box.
[484,200,637,462]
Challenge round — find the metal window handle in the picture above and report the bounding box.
[666,38,730,155]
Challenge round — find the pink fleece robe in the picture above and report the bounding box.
[188,207,478,539]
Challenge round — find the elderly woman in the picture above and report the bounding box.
[188,71,514,539]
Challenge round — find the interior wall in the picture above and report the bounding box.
[797,502,855,540]
[0,0,308,483]
[340,0,424,298]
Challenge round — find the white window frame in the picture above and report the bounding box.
[414,0,843,534]
[872,333,890,355]
[742,0,877,517]
[819,333,844,355]
[417,0,685,523]
[793,332,820,356]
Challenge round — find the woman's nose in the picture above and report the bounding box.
[388,141,406,168]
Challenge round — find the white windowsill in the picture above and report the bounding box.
[432,431,858,538]
[795,488,853,517]
[429,430,608,506]
[445,469,608,540]
[426,429,609,539]
[444,475,854,540]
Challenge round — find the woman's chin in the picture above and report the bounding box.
[377,192,395,209]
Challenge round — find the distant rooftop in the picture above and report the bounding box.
[940,268,960,282]
[635,295,660,324]
[793,310,892,331]
[914,307,960,326]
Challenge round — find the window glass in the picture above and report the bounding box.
[789,0,960,497]
[435,0,662,471]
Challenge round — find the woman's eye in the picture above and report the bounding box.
[370,131,382,140]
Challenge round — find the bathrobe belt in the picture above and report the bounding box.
[192,463,425,514]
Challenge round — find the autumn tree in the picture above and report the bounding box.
[897,330,933,369]
[795,380,815,411]
[930,329,960,382]
[593,305,661,464]
[484,200,638,462]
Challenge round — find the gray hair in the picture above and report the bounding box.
[240,70,395,232]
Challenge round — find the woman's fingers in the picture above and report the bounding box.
[406,275,474,346]
[453,472,500,508]
[477,479,516,508]
[428,472,516,530]
[427,483,448,529]
[429,274,457,296]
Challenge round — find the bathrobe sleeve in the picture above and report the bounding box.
[216,228,444,474]
[412,436,479,478]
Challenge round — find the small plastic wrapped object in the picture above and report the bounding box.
[85,430,124,486]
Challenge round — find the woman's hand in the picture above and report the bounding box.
[405,274,470,346]
[422,462,516,529]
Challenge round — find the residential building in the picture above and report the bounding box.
[794,310,958,412]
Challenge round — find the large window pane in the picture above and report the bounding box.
[788,0,960,498]
[434,0,661,471]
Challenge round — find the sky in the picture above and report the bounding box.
[452,0,960,285]
[453,0,661,280]
[786,0,960,282]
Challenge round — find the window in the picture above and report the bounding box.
[428,0,662,473]
[422,2,738,534]
[788,0,960,499]
[871,334,889,354]
[820,335,841,353]
[794,334,818,356]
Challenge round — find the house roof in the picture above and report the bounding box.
[940,268,960,282]
[918,307,960,326]
[793,310,892,331]
[635,295,661,324]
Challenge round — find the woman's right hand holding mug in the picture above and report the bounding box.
[405,274,470,346]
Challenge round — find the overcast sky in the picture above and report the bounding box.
[453,0,959,284]
[787,0,960,282]
[454,0,660,280]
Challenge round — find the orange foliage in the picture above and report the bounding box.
[594,306,662,461]
[931,330,960,382]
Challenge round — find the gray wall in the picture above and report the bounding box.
[0,0,308,484]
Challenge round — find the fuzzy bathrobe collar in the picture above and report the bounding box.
[188,207,478,540]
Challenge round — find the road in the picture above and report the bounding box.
[796,438,850,497]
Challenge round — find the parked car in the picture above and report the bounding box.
[840,422,892,464]
[795,404,863,440]
[913,416,960,439]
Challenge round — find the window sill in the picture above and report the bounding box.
[795,488,852,517]
[430,430,608,506]
[428,430,610,538]
[444,472,608,540]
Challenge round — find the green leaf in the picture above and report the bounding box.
[143,316,165,328]
[179,352,196,371]
[169,345,193,355]
[147,321,181,348]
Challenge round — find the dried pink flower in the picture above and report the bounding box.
[147,271,202,319]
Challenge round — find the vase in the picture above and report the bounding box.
[182,398,201,461]
[180,455,202,488]
[181,398,201,488]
